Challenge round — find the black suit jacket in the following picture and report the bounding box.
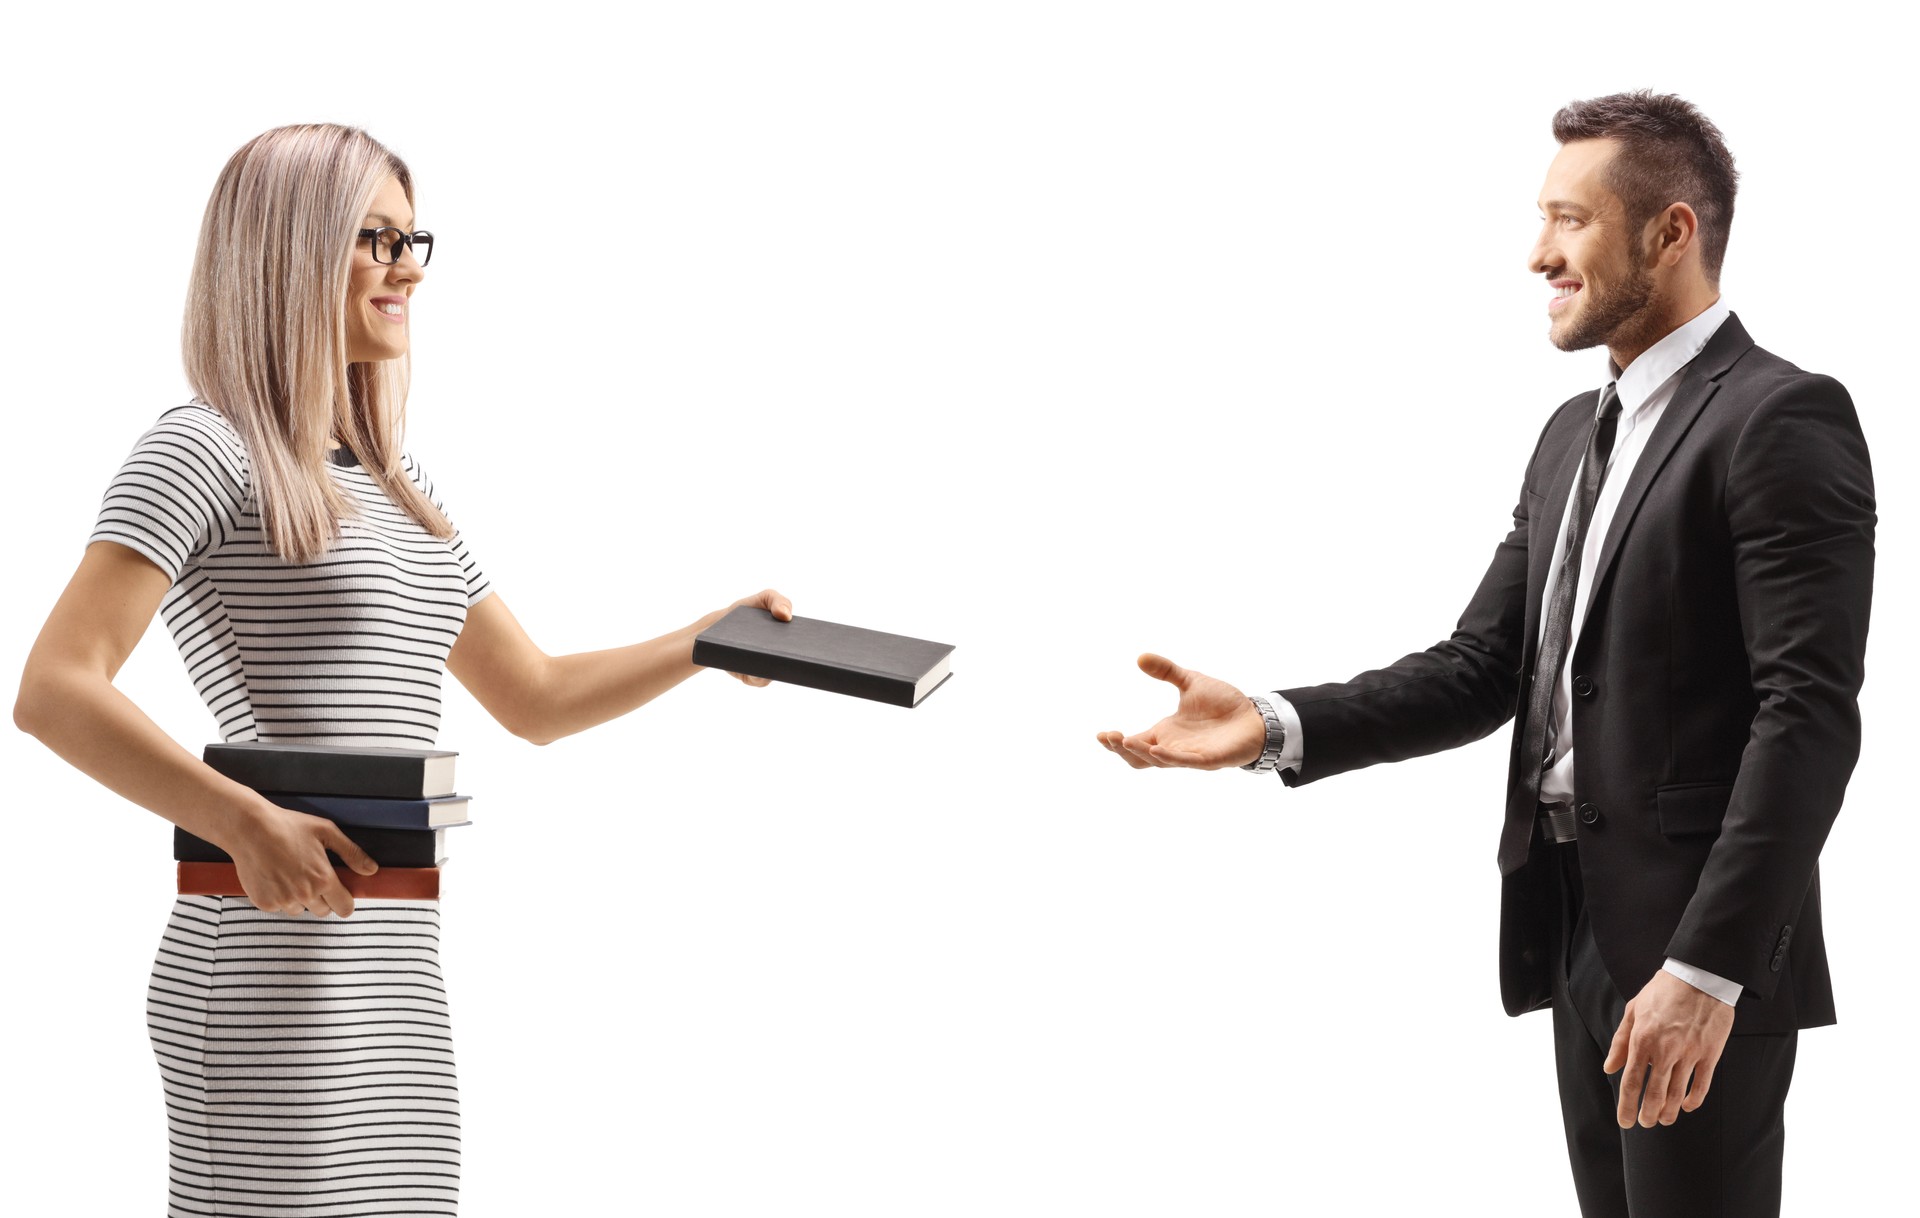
[1275,314,1874,1035]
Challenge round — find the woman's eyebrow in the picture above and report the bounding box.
[363,213,417,228]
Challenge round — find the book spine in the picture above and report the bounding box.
[203,748,431,799]
[690,639,914,707]
[176,862,441,900]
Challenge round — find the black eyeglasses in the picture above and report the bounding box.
[358,227,434,267]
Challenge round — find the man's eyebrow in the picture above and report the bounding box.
[1539,200,1591,216]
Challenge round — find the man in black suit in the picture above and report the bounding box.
[1096,91,1874,1217]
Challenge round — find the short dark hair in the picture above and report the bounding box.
[1552,90,1738,283]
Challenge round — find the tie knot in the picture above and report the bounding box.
[1596,383,1622,420]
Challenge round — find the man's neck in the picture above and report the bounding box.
[1608,285,1722,373]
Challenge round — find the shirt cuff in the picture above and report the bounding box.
[1662,958,1742,1007]
[1248,690,1304,775]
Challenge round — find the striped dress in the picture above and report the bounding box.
[91,400,492,1218]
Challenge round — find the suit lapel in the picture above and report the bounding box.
[1578,313,1756,642]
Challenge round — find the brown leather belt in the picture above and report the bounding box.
[1537,802,1579,844]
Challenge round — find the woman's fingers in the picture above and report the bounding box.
[237,821,365,918]
[735,588,794,621]
[316,881,357,920]
[716,589,788,687]
[319,821,379,877]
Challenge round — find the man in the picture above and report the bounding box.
[1096,91,1874,1217]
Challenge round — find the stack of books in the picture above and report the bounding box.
[175,742,471,901]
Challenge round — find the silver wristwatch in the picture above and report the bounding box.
[1242,695,1288,774]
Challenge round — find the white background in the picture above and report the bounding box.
[3,3,1910,1214]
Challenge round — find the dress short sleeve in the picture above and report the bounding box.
[403,454,495,608]
[88,405,249,586]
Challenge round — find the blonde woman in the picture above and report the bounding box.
[13,123,790,1216]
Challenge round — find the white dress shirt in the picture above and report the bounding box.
[1260,296,1743,1006]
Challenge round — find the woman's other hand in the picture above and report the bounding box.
[14,540,390,911]
[226,804,380,918]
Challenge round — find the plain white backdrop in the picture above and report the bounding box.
[3,3,1910,1214]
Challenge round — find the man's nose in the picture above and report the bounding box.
[1527,226,1557,277]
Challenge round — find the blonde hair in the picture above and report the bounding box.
[183,123,452,564]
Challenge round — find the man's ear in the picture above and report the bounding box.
[1648,201,1700,267]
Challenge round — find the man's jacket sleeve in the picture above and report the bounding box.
[1662,372,1875,996]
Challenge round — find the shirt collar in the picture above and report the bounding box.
[1603,295,1733,416]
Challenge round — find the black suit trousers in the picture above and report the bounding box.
[1550,842,1797,1217]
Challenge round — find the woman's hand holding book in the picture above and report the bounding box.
[718,588,794,687]
[227,803,381,918]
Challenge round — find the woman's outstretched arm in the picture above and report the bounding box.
[445,588,792,747]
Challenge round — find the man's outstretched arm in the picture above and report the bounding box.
[1098,475,1539,779]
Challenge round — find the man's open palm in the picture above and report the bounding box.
[1097,653,1267,770]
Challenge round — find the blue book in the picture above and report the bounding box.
[262,791,472,830]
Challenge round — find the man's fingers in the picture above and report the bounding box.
[1603,1008,1634,1075]
[1637,1055,1673,1126]
[1097,732,1152,769]
[1681,1049,1721,1113]
[1100,722,1223,769]
[1617,1058,1650,1129]
[1118,732,1170,767]
[1147,741,1214,769]
[1651,1062,1688,1127]
[1148,743,1201,766]
[1136,653,1190,691]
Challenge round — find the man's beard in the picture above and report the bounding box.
[1551,249,1659,354]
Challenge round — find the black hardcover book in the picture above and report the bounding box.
[691,606,955,708]
[173,823,462,868]
[203,742,457,798]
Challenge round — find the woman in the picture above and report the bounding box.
[12,123,790,1216]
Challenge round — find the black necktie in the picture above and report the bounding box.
[1505,383,1622,864]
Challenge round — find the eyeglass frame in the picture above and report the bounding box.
[357,226,435,267]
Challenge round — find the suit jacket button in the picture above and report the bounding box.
[1578,803,1600,825]
[1771,953,1786,972]
[1573,675,1595,698]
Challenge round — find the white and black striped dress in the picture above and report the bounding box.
[91,400,492,1218]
